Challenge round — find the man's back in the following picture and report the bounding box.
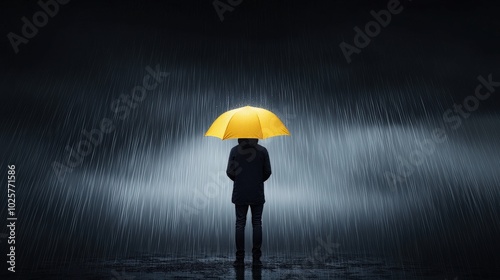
[226,139,272,205]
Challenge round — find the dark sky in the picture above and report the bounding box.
[1,0,499,141]
[2,0,500,113]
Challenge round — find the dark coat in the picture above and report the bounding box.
[226,139,272,205]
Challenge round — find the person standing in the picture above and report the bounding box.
[226,138,272,268]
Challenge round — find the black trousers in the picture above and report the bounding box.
[235,204,264,260]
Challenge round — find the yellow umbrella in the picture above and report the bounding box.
[204,105,291,140]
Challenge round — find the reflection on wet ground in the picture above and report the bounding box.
[4,252,499,279]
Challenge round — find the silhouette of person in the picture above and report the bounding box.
[226,138,272,268]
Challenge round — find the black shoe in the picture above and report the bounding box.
[233,259,245,267]
[252,259,262,268]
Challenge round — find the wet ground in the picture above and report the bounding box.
[3,252,498,279]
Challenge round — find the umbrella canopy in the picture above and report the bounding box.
[204,105,291,140]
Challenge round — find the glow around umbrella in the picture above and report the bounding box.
[204,105,291,140]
